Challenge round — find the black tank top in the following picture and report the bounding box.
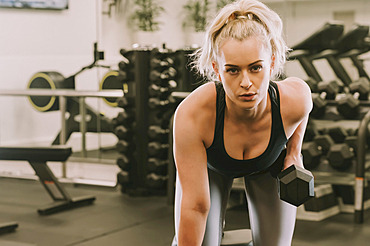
[206,81,288,178]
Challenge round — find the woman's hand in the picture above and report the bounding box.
[283,154,304,170]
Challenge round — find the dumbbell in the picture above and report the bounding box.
[150,111,172,128]
[336,94,370,120]
[148,158,168,175]
[310,94,328,118]
[312,127,355,170]
[316,80,341,100]
[148,84,172,98]
[336,94,361,119]
[148,142,169,158]
[310,80,343,119]
[327,143,354,170]
[349,77,370,100]
[344,127,370,154]
[277,165,315,207]
[335,78,369,119]
[303,119,320,142]
[146,173,167,189]
[148,125,170,141]
[114,125,133,139]
[116,140,135,153]
[324,126,348,143]
[117,170,130,185]
[148,97,175,110]
[150,57,174,70]
[149,67,177,81]
[117,96,135,108]
[117,154,131,171]
[313,133,335,155]
[302,141,322,170]
[312,78,369,119]
[115,109,135,125]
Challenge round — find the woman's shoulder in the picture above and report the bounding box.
[175,82,217,119]
[173,82,218,145]
[275,77,312,120]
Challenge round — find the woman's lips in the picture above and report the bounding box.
[239,93,257,101]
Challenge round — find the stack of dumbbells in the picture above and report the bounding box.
[303,124,369,171]
[308,77,370,120]
[300,77,370,215]
[115,49,137,194]
[112,47,181,196]
[145,49,178,194]
[303,76,370,172]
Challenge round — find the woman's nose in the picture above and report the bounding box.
[240,76,252,90]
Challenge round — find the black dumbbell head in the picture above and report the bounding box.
[317,80,340,100]
[277,165,315,207]
[326,126,348,143]
[349,77,370,100]
[313,134,335,154]
[327,143,354,170]
[302,142,322,170]
[311,94,327,119]
[337,95,360,119]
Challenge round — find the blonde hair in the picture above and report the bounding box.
[194,0,289,80]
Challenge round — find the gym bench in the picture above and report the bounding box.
[0,146,96,215]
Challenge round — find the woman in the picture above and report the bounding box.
[172,0,312,245]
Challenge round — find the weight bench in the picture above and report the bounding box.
[0,146,96,215]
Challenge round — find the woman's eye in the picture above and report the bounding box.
[226,68,239,74]
[250,65,263,72]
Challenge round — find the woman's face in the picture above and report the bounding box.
[214,37,272,111]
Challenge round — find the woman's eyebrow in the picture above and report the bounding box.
[224,60,264,68]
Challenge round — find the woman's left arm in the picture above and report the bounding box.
[284,115,308,169]
[280,77,313,170]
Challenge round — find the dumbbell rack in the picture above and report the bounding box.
[307,97,370,223]
[114,47,200,196]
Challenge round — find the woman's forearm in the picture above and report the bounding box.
[178,207,209,246]
[285,116,309,168]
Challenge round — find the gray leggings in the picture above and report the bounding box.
[172,168,297,246]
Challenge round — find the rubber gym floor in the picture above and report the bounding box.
[1,177,370,246]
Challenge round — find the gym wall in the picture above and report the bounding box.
[0,0,101,146]
[0,0,369,147]
[274,0,370,81]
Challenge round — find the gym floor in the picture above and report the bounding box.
[0,177,370,246]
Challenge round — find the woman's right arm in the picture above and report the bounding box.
[173,88,213,245]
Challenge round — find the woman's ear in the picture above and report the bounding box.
[212,61,219,74]
[212,61,222,81]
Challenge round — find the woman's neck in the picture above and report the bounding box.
[225,93,270,125]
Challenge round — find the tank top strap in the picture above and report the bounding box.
[215,81,226,116]
[209,81,226,149]
[268,81,286,142]
[268,81,281,109]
